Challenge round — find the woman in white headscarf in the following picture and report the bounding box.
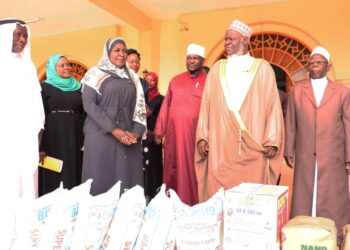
[81,37,146,195]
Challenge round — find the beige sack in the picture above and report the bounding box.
[342,224,350,250]
[282,216,337,250]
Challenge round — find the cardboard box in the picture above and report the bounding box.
[224,183,288,250]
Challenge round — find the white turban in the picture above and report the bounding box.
[187,43,205,58]
[228,19,252,38]
[311,46,330,62]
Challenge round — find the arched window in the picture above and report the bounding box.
[216,32,312,94]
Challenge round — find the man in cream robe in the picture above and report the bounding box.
[195,20,284,202]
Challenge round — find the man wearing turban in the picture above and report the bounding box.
[284,46,350,244]
[195,20,284,202]
[154,43,207,206]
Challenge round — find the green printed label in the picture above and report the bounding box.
[301,244,327,250]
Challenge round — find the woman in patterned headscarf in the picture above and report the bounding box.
[39,54,84,196]
[81,37,146,195]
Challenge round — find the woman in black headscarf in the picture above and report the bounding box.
[81,37,146,195]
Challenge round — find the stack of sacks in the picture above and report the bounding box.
[102,185,146,249]
[282,216,337,250]
[169,188,224,249]
[342,225,350,250]
[7,181,300,249]
[70,181,121,249]
[224,183,289,250]
[133,184,176,249]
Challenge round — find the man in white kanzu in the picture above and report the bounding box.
[0,19,45,247]
[284,46,350,245]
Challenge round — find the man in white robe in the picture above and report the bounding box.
[0,19,45,247]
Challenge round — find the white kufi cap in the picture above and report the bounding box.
[187,43,205,58]
[311,46,330,61]
[228,19,252,38]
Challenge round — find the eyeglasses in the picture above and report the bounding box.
[308,60,328,66]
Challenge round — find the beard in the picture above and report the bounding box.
[233,41,244,56]
[188,68,201,75]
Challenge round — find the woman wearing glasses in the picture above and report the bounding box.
[39,54,84,196]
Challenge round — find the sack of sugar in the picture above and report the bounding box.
[38,179,92,249]
[69,181,121,249]
[103,185,146,249]
[12,186,64,249]
[134,184,176,250]
[170,188,224,250]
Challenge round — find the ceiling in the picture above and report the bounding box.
[0,0,283,37]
